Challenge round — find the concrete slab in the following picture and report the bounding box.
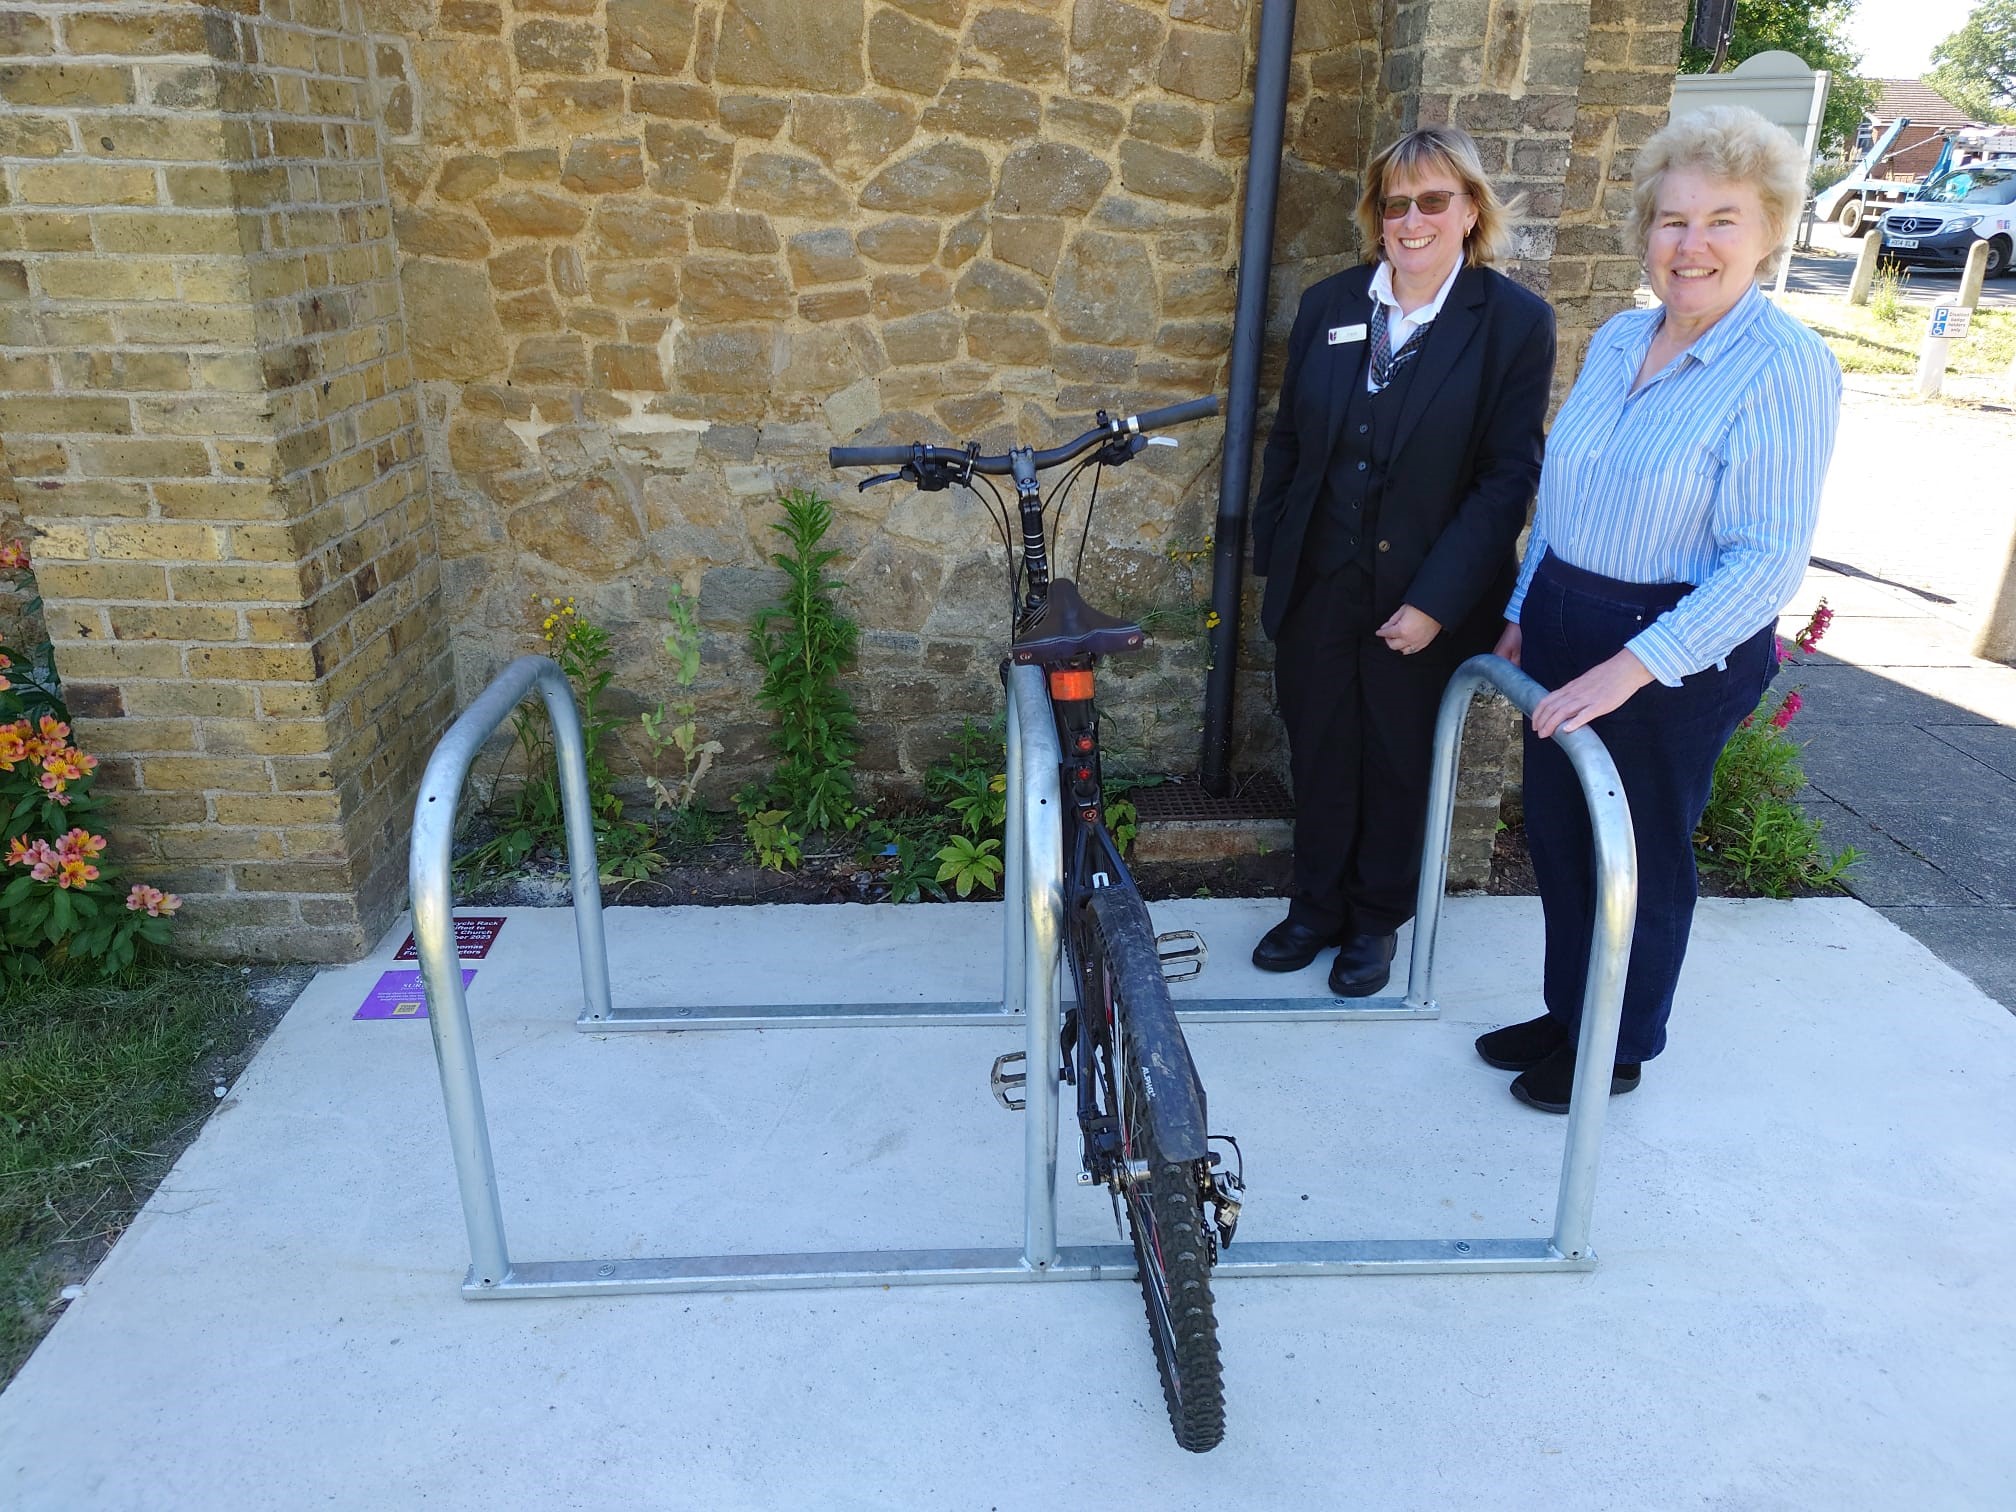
[1798,724,2016,812]
[1874,905,2016,1010]
[1931,724,2016,782]
[1797,794,1984,908]
[1787,663,2002,727]
[2,897,2013,1510]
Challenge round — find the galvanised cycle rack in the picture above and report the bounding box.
[411,656,1635,1298]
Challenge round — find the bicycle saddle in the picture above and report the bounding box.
[1010,579,1146,664]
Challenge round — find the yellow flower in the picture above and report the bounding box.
[1205,611,1222,629]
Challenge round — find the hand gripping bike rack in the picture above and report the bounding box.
[411,655,1635,1297]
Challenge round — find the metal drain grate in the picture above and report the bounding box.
[1126,772,1294,823]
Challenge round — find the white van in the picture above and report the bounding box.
[1880,165,2016,278]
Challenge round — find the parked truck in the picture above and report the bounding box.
[1815,118,1954,236]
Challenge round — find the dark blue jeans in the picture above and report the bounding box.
[1520,553,1775,1063]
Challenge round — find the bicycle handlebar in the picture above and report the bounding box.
[828,395,1220,473]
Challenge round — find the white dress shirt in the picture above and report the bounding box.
[1366,256,1463,393]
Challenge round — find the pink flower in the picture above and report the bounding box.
[1770,690,1804,729]
[1794,599,1834,656]
[125,883,181,917]
[1774,635,1791,664]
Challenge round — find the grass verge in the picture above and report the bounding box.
[0,960,296,1388]
[1781,287,2016,378]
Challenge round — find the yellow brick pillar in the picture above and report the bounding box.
[0,0,451,959]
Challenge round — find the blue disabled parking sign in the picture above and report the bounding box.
[1927,305,1972,340]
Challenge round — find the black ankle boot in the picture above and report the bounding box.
[1252,917,1336,973]
[1474,1013,1569,1071]
[1508,1043,1641,1114]
[1327,931,1396,997]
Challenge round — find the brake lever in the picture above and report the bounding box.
[856,470,908,492]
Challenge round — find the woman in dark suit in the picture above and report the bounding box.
[1249,126,1555,997]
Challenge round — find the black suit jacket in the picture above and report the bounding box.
[1250,262,1555,648]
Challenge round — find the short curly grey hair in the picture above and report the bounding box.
[1627,106,1807,278]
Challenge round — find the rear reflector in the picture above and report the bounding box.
[1048,669,1095,701]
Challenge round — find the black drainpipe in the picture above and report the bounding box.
[1199,0,1296,796]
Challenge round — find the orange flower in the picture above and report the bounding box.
[58,828,107,859]
[0,540,29,571]
[37,715,69,744]
[0,728,26,772]
[55,857,98,889]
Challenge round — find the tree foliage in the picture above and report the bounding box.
[1681,0,1880,153]
[1929,0,2016,124]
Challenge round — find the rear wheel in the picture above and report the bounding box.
[1989,236,2012,279]
[1083,891,1225,1453]
[1837,197,1867,235]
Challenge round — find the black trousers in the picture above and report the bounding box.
[1520,553,1775,1064]
[1274,563,1460,939]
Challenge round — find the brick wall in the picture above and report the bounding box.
[0,0,448,959]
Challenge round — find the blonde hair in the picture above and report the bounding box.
[1628,107,1807,277]
[1355,127,1511,267]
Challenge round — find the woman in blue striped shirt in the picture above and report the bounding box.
[1477,107,1843,1112]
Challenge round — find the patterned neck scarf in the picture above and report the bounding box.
[1369,297,1432,393]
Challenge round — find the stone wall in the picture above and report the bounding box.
[1,0,449,959]
[373,0,1410,795]
[0,0,1691,955]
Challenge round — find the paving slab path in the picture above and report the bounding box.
[1790,379,2016,1008]
[0,899,2011,1510]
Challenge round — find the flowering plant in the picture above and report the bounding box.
[1695,599,1858,896]
[0,540,179,977]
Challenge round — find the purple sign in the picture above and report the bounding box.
[395,915,506,960]
[354,968,474,1021]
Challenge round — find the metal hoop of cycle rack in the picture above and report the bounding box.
[410,655,1636,1298]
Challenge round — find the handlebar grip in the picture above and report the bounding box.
[1133,395,1220,431]
[829,444,919,467]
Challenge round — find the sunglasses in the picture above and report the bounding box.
[1379,190,1467,219]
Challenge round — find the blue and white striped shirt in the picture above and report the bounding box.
[1507,282,1842,686]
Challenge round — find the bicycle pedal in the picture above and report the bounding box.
[989,1051,1027,1111]
[1155,928,1207,981]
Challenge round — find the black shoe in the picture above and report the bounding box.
[1508,1043,1641,1114]
[1251,917,1336,973]
[1475,1013,1569,1071]
[1327,931,1396,997]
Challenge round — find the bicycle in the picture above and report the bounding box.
[830,397,1245,1453]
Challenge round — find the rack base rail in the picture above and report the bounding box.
[410,657,1636,1297]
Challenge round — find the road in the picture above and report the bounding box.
[1785,217,2016,307]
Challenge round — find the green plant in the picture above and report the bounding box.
[1868,262,1908,326]
[877,827,947,904]
[0,543,179,979]
[742,491,865,863]
[926,717,1007,842]
[459,597,664,884]
[0,541,64,727]
[738,802,803,871]
[935,833,1004,898]
[1694,600,1860,898]
[1104,795,1140,855]
[637,583,721,836]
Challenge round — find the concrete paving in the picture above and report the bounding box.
[1787,380,2016,1009]
[2,897,2012,1510]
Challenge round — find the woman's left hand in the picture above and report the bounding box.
[1376,604,1442,656]
[1530,649,1655,738]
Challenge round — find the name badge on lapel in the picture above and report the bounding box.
[1327,324,1367,346]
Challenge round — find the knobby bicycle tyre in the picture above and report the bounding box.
[1082,887,1225,1452]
